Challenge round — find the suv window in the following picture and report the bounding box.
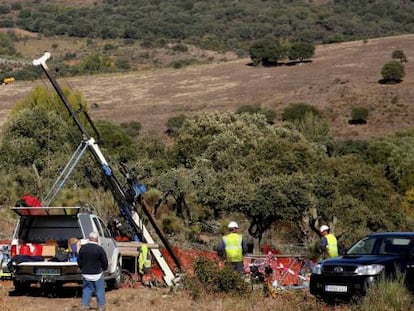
[380,237,411,255]
[93,217,112,238]
[347,236,377,255]
[18,215,82,247]
[99,219,112,238]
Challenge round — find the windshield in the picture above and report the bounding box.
[347,236,413,255]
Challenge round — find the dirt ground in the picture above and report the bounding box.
[1,34,414,140]
[0,279,351,311]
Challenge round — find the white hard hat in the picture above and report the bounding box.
[228,221,239,229]
[320,225,330,233]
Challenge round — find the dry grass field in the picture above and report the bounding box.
[0,280,352,311]
[1,34,414,140]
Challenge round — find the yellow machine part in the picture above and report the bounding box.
[3,77,15,84]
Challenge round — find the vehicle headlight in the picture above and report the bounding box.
[312,263,322,275]
[355,264,384,276]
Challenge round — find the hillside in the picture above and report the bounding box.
[1,34,414,140]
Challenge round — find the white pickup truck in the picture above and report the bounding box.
[9,206,122,293]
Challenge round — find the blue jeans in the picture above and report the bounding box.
[81,276,106,308]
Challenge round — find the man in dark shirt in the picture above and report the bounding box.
[77,231,108,311]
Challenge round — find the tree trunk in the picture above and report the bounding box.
[252,235,261,255]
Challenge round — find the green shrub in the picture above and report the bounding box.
[11,2,22,10]
[187,257,250,295]
[166,114,187,136]
[13,65,43,81]
[282,103,320,122]
[79,53,112,73]
[0,32,16,56]
[63,52,77,60]
[185,223,202,243]
[214,265,249,293]
[169,59,198,69]
[171,43,188,52]
[115,57,131,70]
[236,104,276,124]
[249,36,285,66]
[104,43,116,51]
[0,19,14,27]
[381,61,405,82]
[353,273,414,311]
[236,104,261,115]
[120,121,141,137]
[350,106,369,124]
[160,212,183,234]
[143,188,162,208]
[330,139,369,158]
[392,50,407,63]
[0,4,11,14]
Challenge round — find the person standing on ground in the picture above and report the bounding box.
[319,225,338,258]
[77,231,108,311]
[217,221,248,274]
[137,244,152,280]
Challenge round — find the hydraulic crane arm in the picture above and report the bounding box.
[33,52,182,284]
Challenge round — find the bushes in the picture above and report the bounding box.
[282,103,320,122]
[115,57,131,70]
[249,37,285,66]
[349,107,369,125]
[353,273,414,311]
[236,104,276,124]
[0,32,16,56]
[160,212,183,234]
[120,121,141,137]
[168,58,198,69]
[392,50,407,63]
[381,61,405,83]
[166,114,187,136]
[185,257,250,298]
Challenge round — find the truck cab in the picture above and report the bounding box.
[10,206,122,293]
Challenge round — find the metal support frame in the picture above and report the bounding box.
[33,52,178,286]
[42,141,89,207]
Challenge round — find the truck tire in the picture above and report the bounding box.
[13,280,30,294]
[107,262,121,290]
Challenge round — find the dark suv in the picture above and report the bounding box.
[310,232,414,301]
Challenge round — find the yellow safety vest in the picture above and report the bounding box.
[325,233,338,258]
[138,245,151,274]
[223,233,243,262]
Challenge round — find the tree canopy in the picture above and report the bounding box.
[2,0,414,53]
[0,88,412,251]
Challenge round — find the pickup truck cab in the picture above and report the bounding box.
[9,206,122,293]
[310,232,414,301]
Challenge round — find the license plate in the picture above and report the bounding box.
[325,285,347,293]
[35,268,60,276]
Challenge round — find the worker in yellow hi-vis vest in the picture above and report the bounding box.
[217,221,248,274]
[137,244,151,277]
[319,225,338,258]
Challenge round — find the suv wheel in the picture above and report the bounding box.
[13,280,30,295]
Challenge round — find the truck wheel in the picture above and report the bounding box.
[108,262,121,290]
[13,280,30,295]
